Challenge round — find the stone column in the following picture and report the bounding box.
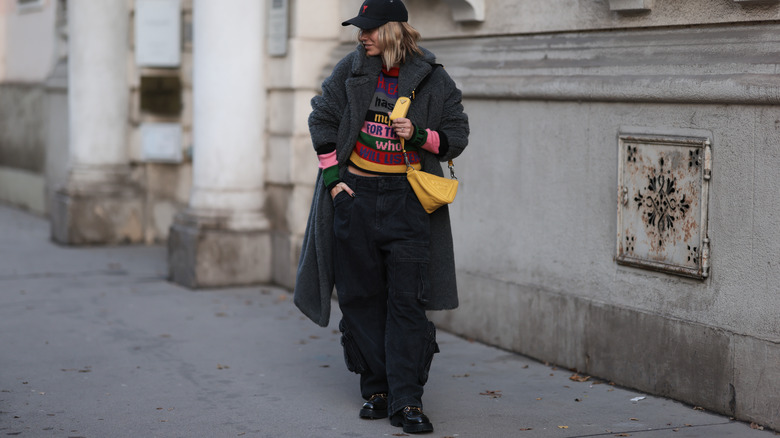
[51,0,143,244]
[168,0,271,288]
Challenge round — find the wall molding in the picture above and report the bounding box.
[421,24,780,104]
[609,0,654,12]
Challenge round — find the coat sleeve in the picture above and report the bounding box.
[433,69,469,163]
[308,55,352,154]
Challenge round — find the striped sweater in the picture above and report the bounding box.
[317,66,444,190]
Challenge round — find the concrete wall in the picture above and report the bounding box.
[0,0,58,214]
[0,83,46,212]
[386,4,780,429]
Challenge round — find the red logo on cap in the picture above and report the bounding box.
[362,5,368,13]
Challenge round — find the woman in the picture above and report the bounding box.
[294,0,469,434]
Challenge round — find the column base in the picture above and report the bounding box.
[51,186,144,245]
[168,210,272,288]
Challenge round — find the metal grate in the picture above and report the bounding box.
[616,132,711,279]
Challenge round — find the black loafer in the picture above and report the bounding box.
[390,406,433,434]
[359,393,388,419]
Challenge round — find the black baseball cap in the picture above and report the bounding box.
[341,0,408,30]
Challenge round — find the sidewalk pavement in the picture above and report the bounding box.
[0,203,776,438]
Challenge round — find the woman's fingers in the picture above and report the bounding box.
[391,116,413,140]
[341,183,356,198]
[331,182,356,200]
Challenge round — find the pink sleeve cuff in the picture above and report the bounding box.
[317,150,338,169]
[421,129,440,155]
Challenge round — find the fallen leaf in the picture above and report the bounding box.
[522,365,529,369]
[672,428,679,432]
[570,374,591,382]
[575,398,582,402]
[480,390,502,398]
[519,427,533,431]
[750,423,765,430]
[615,434,631,437]
[558,425,569,429]
[630,418,639,421]
[217,364,230,370]
[693,406,704,411]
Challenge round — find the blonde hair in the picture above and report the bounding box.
[359,22,423,67]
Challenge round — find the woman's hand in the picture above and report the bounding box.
[330,182,355,200]
[392,117,414,141]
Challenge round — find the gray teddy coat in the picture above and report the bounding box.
[293,45,470,327]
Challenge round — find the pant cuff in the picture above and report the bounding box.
[389,396,422,416]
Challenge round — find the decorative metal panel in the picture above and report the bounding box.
[616,133,711,279]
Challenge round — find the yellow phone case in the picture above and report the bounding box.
[389,97,411,121]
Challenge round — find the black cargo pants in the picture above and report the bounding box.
[333,170,439,416]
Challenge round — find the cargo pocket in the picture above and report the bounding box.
[389,243,431,304]
[339,320,368,374]
[419,321,440,386]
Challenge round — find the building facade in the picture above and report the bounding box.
[0,0,777,430]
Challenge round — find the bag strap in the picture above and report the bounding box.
[403,64,457,179]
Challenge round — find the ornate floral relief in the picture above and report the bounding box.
[633,157,691,247]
